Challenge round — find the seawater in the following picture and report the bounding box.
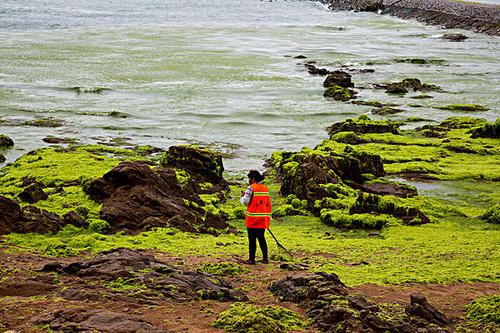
[0,0,499,174]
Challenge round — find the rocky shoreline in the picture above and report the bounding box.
[320,0,500,35]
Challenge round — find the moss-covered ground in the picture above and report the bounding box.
[0,128,498,332]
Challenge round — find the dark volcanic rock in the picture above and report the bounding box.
[349,192,430,225]
[406,293,451,326]
[305,63,330,75]
[269,271,347,303]
[31,308,166,333]
[323,71,354,88]
[0,196,27,234]
[22,205,66,234]
[84,160,228,234]
[0,195,68,235]
[43,248,247,303]
[0,134,14,147]
[441,33,468,41]
[62,210,88,228]
[19,183,48,203]
[323,85,357,101]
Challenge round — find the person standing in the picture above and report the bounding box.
[240,170,271,265]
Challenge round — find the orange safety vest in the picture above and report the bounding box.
[245,183,272,229]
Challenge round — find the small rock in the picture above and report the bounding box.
[441,33,468,41]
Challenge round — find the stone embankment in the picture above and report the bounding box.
[320,0,500,36]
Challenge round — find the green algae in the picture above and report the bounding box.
[211,302,307,333]
[483,204,500,224]
[437,104,489,112]
[323,85,356,101]
[470,118,500,139]
[199,262,249,276]
[103,277,147,292]
[44,243,80,257]
[463,294,500,327]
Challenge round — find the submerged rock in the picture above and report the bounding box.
[269,271,347,303]
[441,33,468,41]
[305,63,330,75]
[0,134,14,147]
[323,71,354,88]
[385,78,440,94]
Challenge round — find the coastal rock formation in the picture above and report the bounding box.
[84,160,228,234]
[323,71,354,88]
[327,114,400,136]
[320,0,500,36]
[42,248,247,303]
[270,272,451,332]
[0,196,28,234]
[269,272,347,303]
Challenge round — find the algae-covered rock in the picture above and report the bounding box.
[160,145,226,188]
[0,134,14,147]
[212,302,307,333]
[371,106,405,115]
[323,85,357,101]
[470,118,500,139]
[84,160,228,234]
[482,203,500,224]
[327,114,400,136]
[385,78,440,94]
[437,104,488,112]
[349,192,430,226]
[269,271,347,303]
[323,70,353,88]
[19,182,48,203]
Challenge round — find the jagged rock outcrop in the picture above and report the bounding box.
[42,248,247,304]
[84,160,228,234]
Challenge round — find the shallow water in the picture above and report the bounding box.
[0,0,499,174]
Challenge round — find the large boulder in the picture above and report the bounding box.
[84,160,228,234]
[405,293,451,326]
[0,196,28,234]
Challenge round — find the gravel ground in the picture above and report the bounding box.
[320,0,500,35]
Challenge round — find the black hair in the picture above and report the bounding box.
[247,170,265,182]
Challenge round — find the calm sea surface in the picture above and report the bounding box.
[0,0,499,174]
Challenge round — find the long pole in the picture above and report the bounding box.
[268,228,293,258]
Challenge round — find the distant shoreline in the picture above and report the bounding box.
[320,0,500,36]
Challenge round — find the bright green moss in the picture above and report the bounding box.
[44,243,80,257]
[323,85,355,101]
[88,219,110,233]
[174,169,191,185]
[463,294,500,325]
[103,277,147,292]
[212,302,307,332]
[483,204,500,224]
[199,262,249,276]
[320,210,400,229]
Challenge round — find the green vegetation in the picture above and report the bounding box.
[463,294,500,327]
[199,262,249,276]
[0,134,14,147]
[483,204,500,224]
[212,302,307,332]
[323,85,356,101]
[437,104,488,112]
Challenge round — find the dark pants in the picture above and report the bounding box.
[247,227,268,261]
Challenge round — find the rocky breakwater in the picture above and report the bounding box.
[320,0,500,36]
[0,144,232,236]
